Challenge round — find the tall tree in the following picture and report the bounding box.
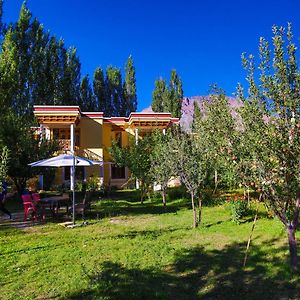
[14,2,32,116]
[151,70,183,117]
[0,0,4,39]
[0,111,58,195]
[152,78,167,112]
[79,74,96,111]
[0,27,18,112]
[93,67,106,112]
[106,66,123,116]
[123,55,137,116]
[192,100,201,130]
[169,69,183,117]
[238,23,300,271]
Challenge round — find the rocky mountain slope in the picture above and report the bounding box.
[142,96,242,130]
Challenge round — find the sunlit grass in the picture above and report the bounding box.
[0,191,299,299]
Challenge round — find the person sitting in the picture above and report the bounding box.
[0,191,12,219]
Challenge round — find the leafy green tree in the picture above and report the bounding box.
[238,23,300,271]
[0,111,58,195]
[150,130,173,206]
[60,45,81,106]
[0,146,10,182]
[13,2,32,116]
[0,27,18,112]
[79,74,96,111]
[192,100,201,131]
[93,67,106,112]
[168,129,208,228]
[152,70,183,117]
[152,78,167,112]
[123,55,137,116]
[106,66,123,116]
[169,69,183,117]
[200,93,238,190]
[110,135,153,203]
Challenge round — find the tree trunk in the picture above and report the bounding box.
[191,192,197,228]
[162,188,166,207]
[287,225,298,272]
[198,195,202,225]
[287,195,300,272]
[213,170,218,194]
[14,177,26,197]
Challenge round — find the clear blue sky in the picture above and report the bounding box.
[4,0,300,110]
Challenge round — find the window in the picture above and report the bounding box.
[111,164,125,179]
[64,166,84,181]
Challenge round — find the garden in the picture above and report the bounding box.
[1,189,299,300]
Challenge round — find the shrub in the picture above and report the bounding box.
[86,176,100,191]
[167,186,188,200]
[228,197,248,224]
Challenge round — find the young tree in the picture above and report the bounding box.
[110,135,153,203]
[150,130,173,206]
[238,23,300,271]
[168,129,208,228]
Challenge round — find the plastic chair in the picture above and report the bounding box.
[69,191,93,220]
[22,194,38,221]
[32,193,41,202]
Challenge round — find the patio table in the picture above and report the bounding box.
[40,195,70,218]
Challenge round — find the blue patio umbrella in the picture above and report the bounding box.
[29,154,102,225]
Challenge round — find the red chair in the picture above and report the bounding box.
[22,194,38,221]
[32,193,41,202]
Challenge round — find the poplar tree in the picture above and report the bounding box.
[14,2,32,116]
[123,55,137,116]
[151,70,183,117]
[0,27,18,112]
[169,69,183,117]
[93,67,106,112]
[106,66,123,116]
[79,74,96,111]
[152,78,167,112]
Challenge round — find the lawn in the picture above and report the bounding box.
[0,190,299,300]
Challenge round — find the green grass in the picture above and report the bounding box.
[0,191,299,299]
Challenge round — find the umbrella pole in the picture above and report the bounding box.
[72,155,75,225]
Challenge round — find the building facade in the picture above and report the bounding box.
[33,106,179,189]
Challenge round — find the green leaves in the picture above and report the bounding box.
[151,70,183,118]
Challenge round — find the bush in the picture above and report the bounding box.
[167,186,188,200]
[228,197,248,224]
[86,176,100,191]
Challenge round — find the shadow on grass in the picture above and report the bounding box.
[93,197,189,218]
[65,238,300,300]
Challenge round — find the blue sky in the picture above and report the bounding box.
[4,0,300,110]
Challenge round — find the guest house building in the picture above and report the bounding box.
[33,106,179,189]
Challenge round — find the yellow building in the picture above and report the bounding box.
[33,105,179,189]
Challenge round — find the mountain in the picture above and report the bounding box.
[142,96,243,130]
